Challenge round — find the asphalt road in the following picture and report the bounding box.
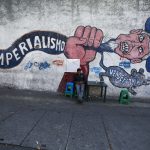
[0,88,150,150]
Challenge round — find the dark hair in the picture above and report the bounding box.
[77,68,81,72]
[145,17,150,33]
[146,56,150,72]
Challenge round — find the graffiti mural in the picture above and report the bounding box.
[0,31,66,68]
[24,61,51,70]
[1,18,149,71]
[64,19,150,77]
[119,60,131,69]
[99,53,150,95]
[52,59,64,66]
[90,67,101,76]
[0,17,150,95]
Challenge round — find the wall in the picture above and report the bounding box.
[0,0,150,98]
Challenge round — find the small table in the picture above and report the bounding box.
[86,81,108,102]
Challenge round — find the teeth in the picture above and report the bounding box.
[122,42,129,53]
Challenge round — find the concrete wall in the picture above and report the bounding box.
[0,0,150,98]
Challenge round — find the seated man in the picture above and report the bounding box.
[74,68,86,102]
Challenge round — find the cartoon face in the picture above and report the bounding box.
[115,29,150,63]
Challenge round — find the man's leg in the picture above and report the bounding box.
[79,84,85,100]
[75,84,81,99]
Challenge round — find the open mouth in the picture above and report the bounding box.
[121,42,129,54]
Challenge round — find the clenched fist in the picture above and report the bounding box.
[64,26,103,78]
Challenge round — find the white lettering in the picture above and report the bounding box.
[56,39,61,51]
[26,38,33,49]
[116,71,120,80]
[110,69,114,75]
[47,37,50,48]
[34,36,41,49]
[19,42,29,55]
[0,53,4,65]
[50,38,56,49]
[42,36,48,48]
[113,70,117,76]
[119,76,124,82]
[12,48,20,61]
[6,53,13,65]
[61,41,65,51]
[122,78,127,83]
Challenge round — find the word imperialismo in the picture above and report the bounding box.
[0,31,67,68]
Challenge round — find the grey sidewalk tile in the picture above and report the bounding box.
[0,109,45,146]
[0,103,20,122]
[103,115,150,150]
[22,111,72,150]
[66,112,109,150]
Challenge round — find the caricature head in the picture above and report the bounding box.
[115,29,150,63]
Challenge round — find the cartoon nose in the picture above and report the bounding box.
[132,41,141,47]
[128,42,140,52]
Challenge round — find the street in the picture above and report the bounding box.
[0,88,150,150]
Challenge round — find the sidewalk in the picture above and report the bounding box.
[0,88,150,150]
[0,87,150,108]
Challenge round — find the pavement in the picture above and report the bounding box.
[0,88,150,150]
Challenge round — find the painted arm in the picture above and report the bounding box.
[64,26,104,78]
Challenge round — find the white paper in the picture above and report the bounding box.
[66,59,80,72]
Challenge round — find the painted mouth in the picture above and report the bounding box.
[121,42,129,54]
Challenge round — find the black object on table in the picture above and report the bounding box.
[86,81,108,102]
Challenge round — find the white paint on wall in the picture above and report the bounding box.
[66,59,80,72]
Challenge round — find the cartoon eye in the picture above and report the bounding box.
[138,46,143,54]
[138,34,145,42]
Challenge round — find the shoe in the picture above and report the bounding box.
[78,97,83,103]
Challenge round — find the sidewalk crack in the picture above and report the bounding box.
[19,110,47,146]
[101,115,113,150]
[64,112,74,150]
[0,108,21,125]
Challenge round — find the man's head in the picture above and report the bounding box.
[77,68,81,74]
[115,29,150,63]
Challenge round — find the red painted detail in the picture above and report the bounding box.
[57,72,76,93]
